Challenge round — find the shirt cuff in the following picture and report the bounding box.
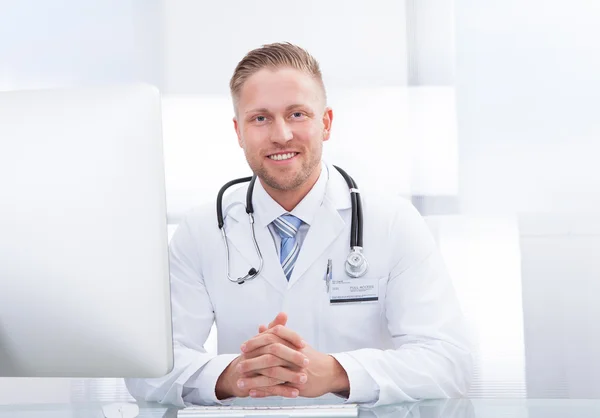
[187,353,239,405]
[330,352,380,404]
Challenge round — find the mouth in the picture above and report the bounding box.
[266,152,299,162]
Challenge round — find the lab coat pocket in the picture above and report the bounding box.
[322,276,388,350]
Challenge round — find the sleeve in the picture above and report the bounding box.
[332,202,474,406]
[124,215,238,407]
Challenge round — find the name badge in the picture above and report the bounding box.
[329,278,379,304]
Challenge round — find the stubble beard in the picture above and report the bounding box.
[246,145,322,192]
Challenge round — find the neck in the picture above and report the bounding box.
[261,164,322,212]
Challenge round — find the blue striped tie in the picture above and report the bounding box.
[272,214,303,281]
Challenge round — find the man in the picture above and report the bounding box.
[126,42,472,407]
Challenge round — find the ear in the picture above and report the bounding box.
[233,117,243,148]
[322,107,333,142]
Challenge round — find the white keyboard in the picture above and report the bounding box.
[177,403,359,417]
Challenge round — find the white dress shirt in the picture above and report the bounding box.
[255,162,330,258]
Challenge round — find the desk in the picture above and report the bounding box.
[1,399,600,418]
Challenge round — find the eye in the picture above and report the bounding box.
[291,112,304,119]
[254,115,267,123]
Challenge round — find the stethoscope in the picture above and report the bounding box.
[216,165,367,284]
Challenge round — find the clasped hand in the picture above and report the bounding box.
[215,312,348,399]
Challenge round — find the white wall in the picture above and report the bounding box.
[0,0,164,91]
[455,0,600,214]
[427,215,527,398]
[456,0,600,398]
[406,0,455,85]
[519,214,600,398]
[163,0,408,94]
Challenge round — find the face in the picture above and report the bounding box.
[233,67,332,192]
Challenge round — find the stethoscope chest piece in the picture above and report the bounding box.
[345,247,368,278]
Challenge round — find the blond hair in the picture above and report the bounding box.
[229,42,326,110]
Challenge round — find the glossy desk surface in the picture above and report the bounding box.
[1,399,600,418]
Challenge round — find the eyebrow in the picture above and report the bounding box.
[245,104,309,114]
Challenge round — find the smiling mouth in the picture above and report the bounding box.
[267,152,298,161]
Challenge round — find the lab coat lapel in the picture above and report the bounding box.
[225,206,288,295]
[287,198,345,287]
[287,164,353,288]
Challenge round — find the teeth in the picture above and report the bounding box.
[269,152,296,161]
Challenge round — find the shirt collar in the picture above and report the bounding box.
[253,161,329,229]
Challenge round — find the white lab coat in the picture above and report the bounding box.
[125,163,473,407]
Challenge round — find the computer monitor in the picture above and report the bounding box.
[0,84,173,378]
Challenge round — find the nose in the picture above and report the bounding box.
[270,117,293,144]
